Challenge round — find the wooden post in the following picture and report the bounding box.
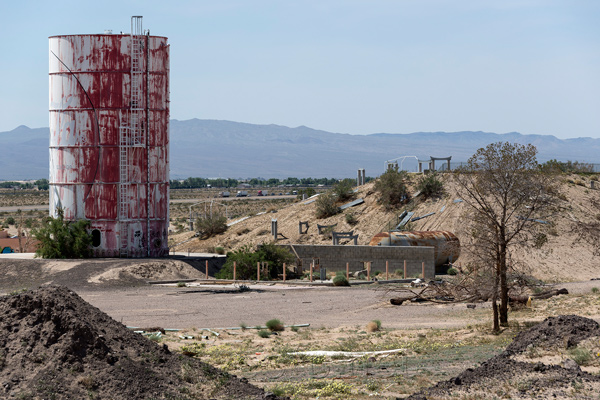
[403,260,407,279]
[233,261,237,281]
[386,260,389,281]
[367,262,371,281]
[257,262,260,281]
[346,262,349,281]
[422,261,425,279]
[310,261,313,282]
[205,260,209,279]
[283,263,286,282]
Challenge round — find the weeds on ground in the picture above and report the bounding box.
[258,330,271,338]
[266,319,284,332]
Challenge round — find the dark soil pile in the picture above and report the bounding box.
[0,285,282,399]
[408,315,600,399]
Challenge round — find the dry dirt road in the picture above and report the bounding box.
[76,279,600,331]
[76,284,491,331]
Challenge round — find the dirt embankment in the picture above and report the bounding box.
[171,174,600,282]
[0,286,282,399]
[0,258,214,291]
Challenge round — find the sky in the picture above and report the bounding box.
[1,0,599,139]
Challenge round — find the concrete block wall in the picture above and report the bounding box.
[279,244,435,279]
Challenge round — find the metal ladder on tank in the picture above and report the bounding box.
[118,16,144,257]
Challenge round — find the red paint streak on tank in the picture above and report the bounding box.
[85,184,117,219]
[80,147,99,183]
[99,147,119,183]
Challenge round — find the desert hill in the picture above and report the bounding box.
[170,173,600,282]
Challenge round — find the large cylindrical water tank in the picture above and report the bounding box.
[369,231,460,267]
[49,33,169,257]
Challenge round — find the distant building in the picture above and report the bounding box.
[0,230,39,253]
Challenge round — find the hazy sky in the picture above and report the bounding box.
[1,0,599,138]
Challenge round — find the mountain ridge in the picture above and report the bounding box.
[1,120,599,180]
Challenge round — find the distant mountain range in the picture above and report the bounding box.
[1,119,599,180]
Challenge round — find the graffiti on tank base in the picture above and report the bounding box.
[134,230,145,249]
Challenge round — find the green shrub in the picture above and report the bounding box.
[345,213,358,225]
[266,319,284,332]
[216,243,294,280]
[568,347,593,365]
[332,272,350,287]
[214,246,225,255]
[447,267,458,275]
[374,166,410,210]
[196,213,227,239]
[5,217,15,225]
[416,172,444,198]
[258,330,271,338]
[177,282,187,287]
[315,192,339,219]
[592,287,599,293]
[333,179,355,202]
[32,208,92,259]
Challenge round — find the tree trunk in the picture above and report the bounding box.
[492,261,500,332]
[499,242,509,326]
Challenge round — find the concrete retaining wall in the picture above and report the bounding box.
[279,244,435,279]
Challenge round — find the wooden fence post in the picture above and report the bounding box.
[386,260,389,281]
[346,262,349,281]
[257,262,260,281]
[422,261,425,279]
[205,260,209,279]
[403,260,407,279]
[283,263,286,282]
[233,261,236,281]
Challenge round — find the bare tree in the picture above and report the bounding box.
[454,142,557,331]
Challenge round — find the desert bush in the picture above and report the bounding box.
[176,282,187,287]
[345,213,358,225]
[534,233,548,249]
[258,330,271,338]
[195,213,227,239]
[569,347,593,365]
[266,319,284,332]
[366,320,381,332]
[332,271,350,286]
[5,217,15,225]
[315,192,339,219]
[32,208,92,259]
[214,246,225,255]
[333,179,355,202]
[296,187,316,200]
[416,172,444,198]
[592,287,599,293]
[216,243,294,280]
[374,166,410,209]
[447,267,458,275]
[540,159,594,174]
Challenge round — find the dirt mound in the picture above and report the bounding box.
[505,315,600,355]
[0,286,281,399]
[0,259,209,291]
[408,315,600,399]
